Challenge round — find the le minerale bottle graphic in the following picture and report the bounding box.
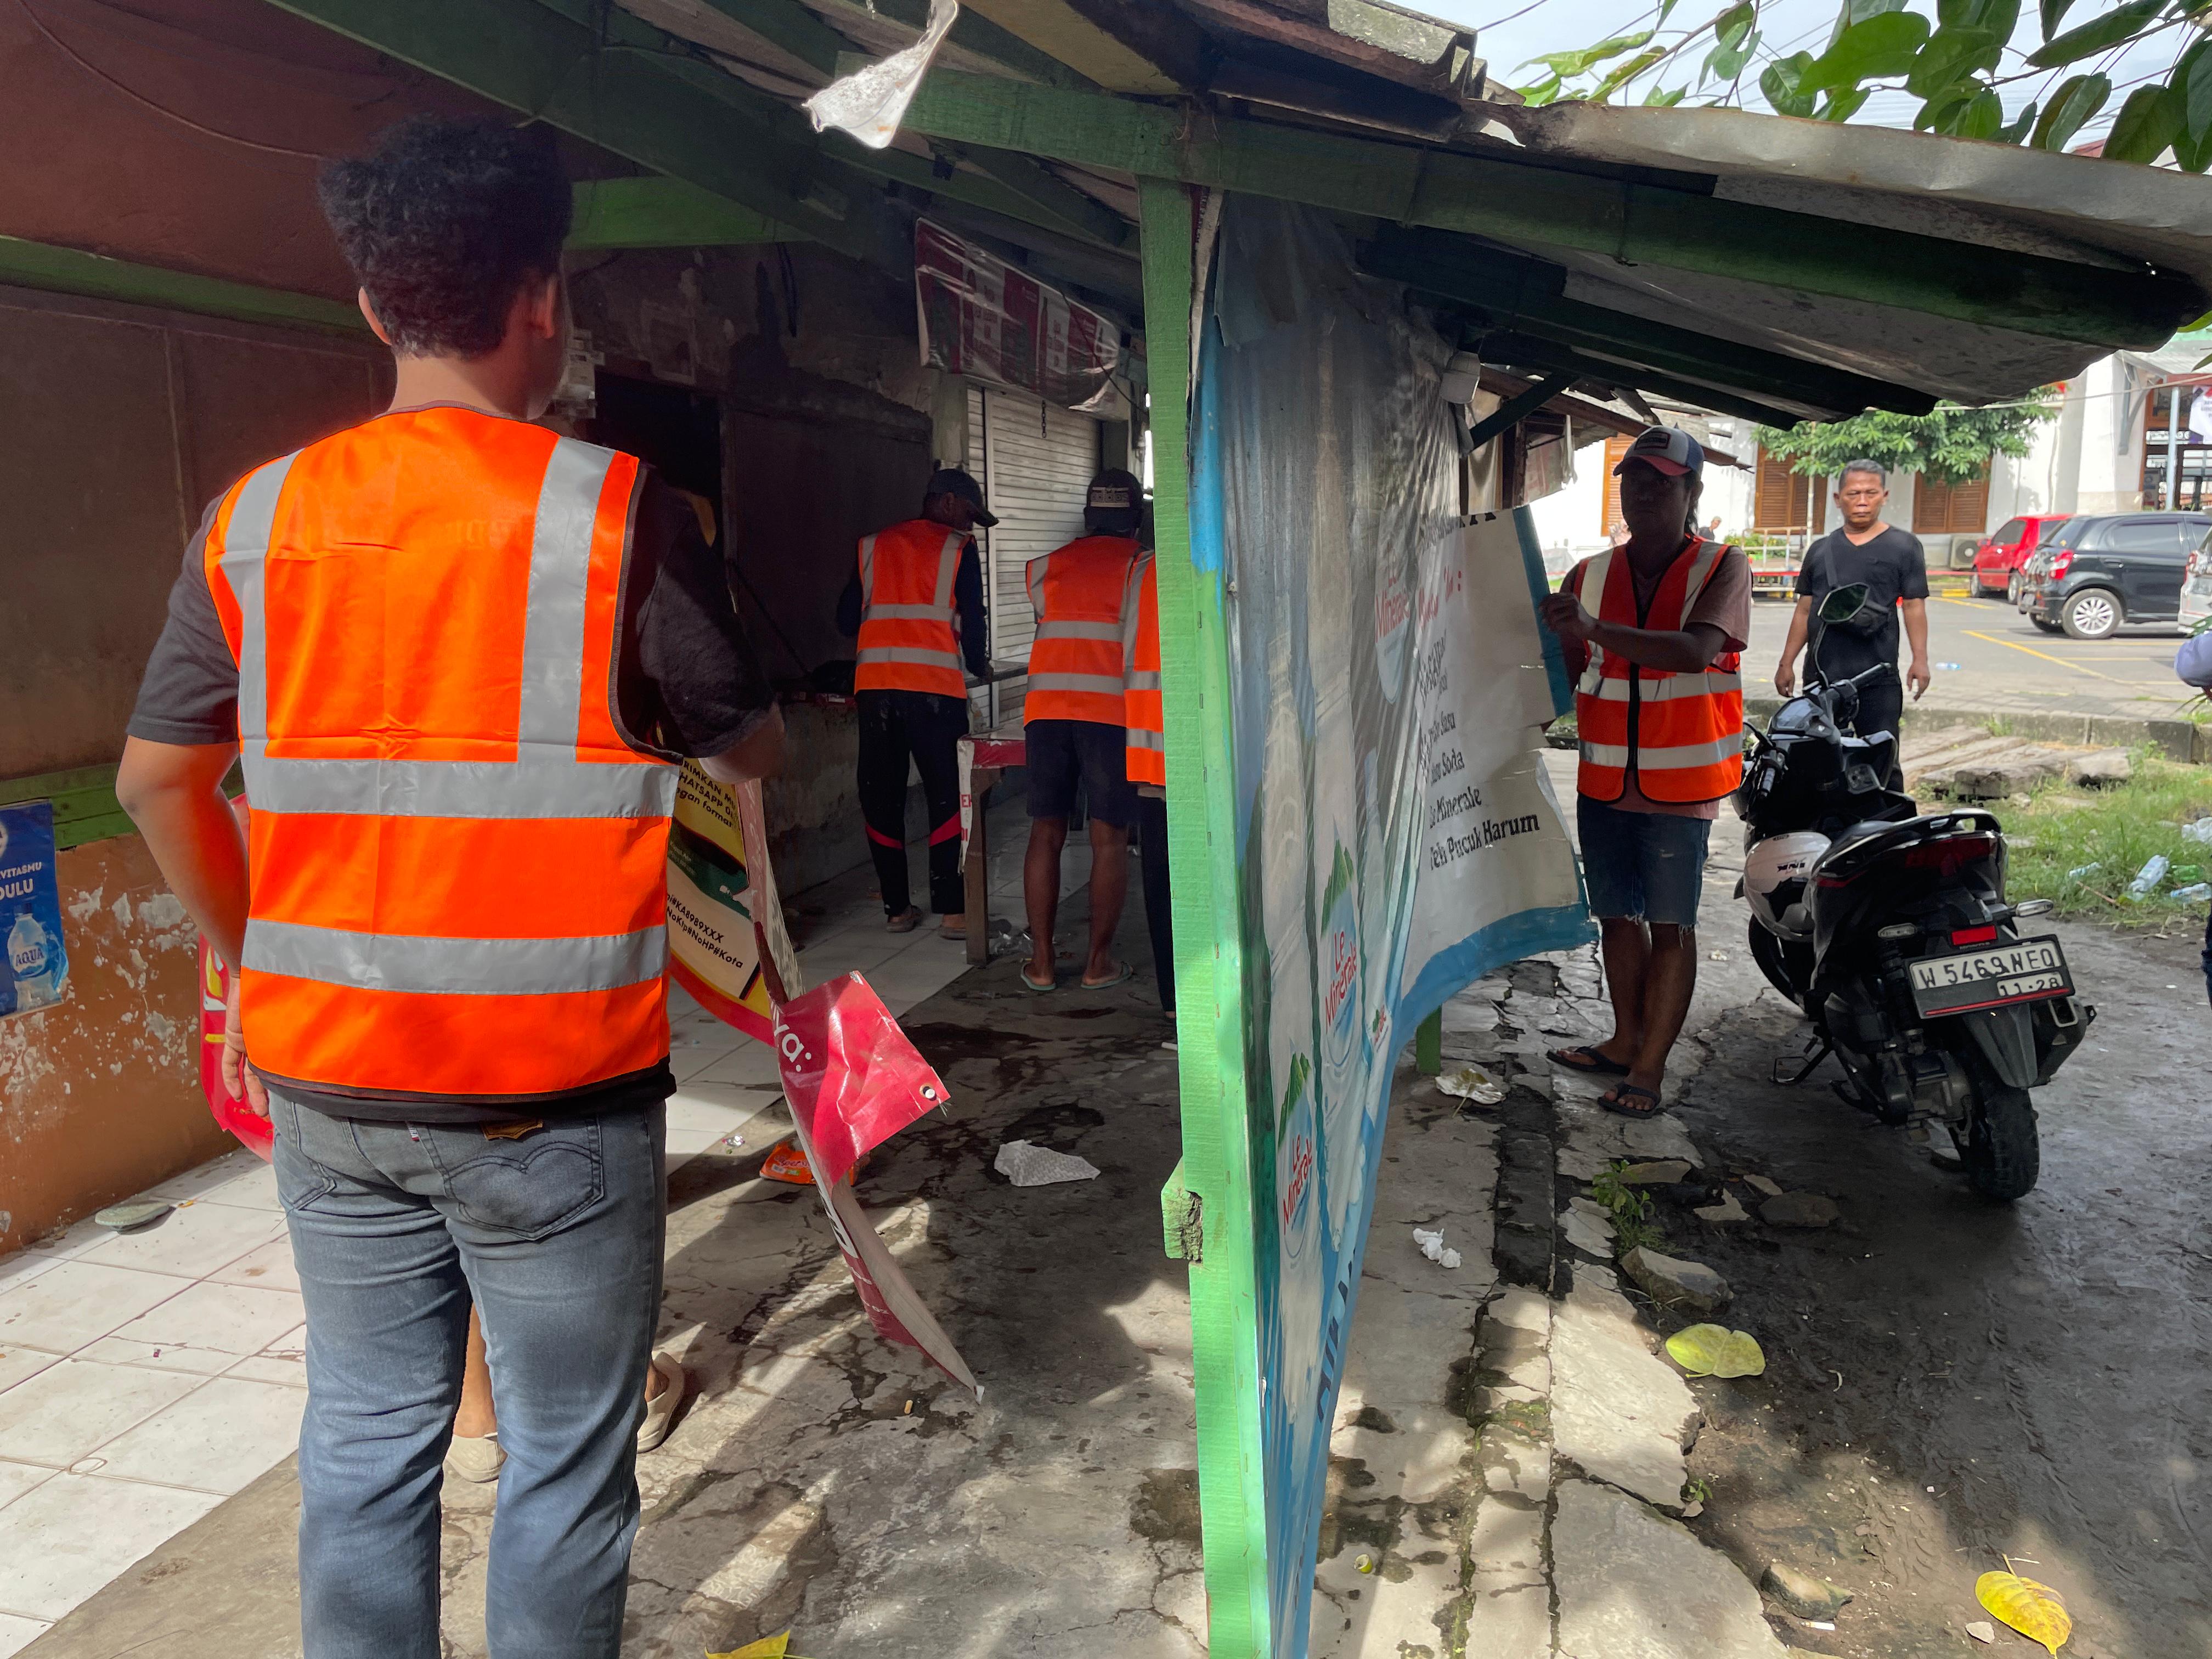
[10,905,57,1010]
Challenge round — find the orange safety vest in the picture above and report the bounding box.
[854,519,969,699]
[1571,537,1744,804]
[203,408,680,1102]
[1122,554,1164,786]
[1024,534,1138,726]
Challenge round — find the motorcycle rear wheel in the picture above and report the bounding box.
[1956,1054,2040,1203]
[1747,917,1813,1011]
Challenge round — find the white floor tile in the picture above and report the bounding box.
[79,1282,305,1378]
[144,1149,272,1208]
[0,1253,60,1295]
[75,1201,286,1281]
[0,1612,50,1657]
[0,1361,203,1467]
[220,1323,306,1386]
[15,1219,110,1265]
[0,1472,221,1621]
[0,1350,58,1395]
[685,1045,782,1090]
[207,1234,300,1296]
[0,1261,190,1355]
[0,1461,52,1511]
[93,1375,304,1494]
[665,1089,782,1137]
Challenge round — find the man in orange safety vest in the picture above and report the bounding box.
[116,116,783,1658]
[1019,470,1143,991]
[1122,544,1174,1021]
[838,468,994,935]
[1538,426,1750,1125]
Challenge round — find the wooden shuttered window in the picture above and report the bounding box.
[1599,435,1633,535]
[1911,467,1991,535]
[1753,447,1822,532]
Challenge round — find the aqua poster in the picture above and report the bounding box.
[0,800,69,1019]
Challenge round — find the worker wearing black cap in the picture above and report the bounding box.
[838,467,994,934]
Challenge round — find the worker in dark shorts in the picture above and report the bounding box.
[1774,458,1931,786]
[838,469,992,935]
[1020,471,1143,991]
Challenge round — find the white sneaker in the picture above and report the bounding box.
[636,1352,687,1453]
[444,1432,505,1483]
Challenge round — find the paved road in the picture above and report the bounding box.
[1742,589,2199,722]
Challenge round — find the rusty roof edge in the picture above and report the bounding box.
[1488,101,2212,296]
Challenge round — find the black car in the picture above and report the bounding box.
[2018,510,2212,639]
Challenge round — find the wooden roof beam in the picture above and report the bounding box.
[958,0,1212,94]
[1477,330,1810,428]
[896,70,2202,352]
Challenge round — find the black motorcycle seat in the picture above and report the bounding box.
[1819,821,1896,862]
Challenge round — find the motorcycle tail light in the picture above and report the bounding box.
[1950,924,1998,946]
[1900,834,1998,878]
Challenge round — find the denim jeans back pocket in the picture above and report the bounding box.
[430,1119,606,1241]
[270,1096,345,1214]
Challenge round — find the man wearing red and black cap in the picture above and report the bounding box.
[839,467,994,935]
[1538,427,1752,1120]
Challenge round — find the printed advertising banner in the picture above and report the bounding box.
[1,800,69,1020]
[915,219,1124,415]
[666,767,802,1043]
[1195,199,1590,1655]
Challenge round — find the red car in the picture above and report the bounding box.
[1973,513,2070,601]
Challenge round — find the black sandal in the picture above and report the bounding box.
[1550,1045,1630,1077]
[1600,1082,1665,1119]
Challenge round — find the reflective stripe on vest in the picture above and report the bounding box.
[1024,534,1138,726]
[208,410,679,1101]
[855,522,967,698]
[1123,555,1165,786]
[1571,537,1745,805]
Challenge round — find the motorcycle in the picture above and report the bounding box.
[1735,584,2094,1201]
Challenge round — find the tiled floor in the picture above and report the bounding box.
[0,798,1071,1648]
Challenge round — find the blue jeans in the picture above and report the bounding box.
[1577,795,1713,928]
[270,1093,667,1659]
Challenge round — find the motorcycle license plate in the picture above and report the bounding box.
[1908,938,2072,1017]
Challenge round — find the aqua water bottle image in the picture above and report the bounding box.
[10,904,58,1012]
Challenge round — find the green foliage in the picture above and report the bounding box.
[1998,754,2212,923]
[1755,392,2060,484]
[1515,0,2212,170]
[1590,1160,1664,1251]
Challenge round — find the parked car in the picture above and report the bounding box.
[2018,510,2212,639]
[1972,514,2069,601]
[2181,526,2212,629]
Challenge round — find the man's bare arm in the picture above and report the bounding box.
[117,737,249,967]
[1900,598,1931,699]
[699,704,787,786]
[1774,597,1814,696]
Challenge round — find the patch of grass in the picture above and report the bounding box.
[2002,751,2212,924]
[1589,1160,1665,1251]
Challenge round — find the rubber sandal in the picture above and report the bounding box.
[443,1432,505,1484]
[636,1352,687,1453]
[1080,960,1134,990]
[1599,1082,1666,1120]
[1021,967,1057,993]
[1550,1045,1630,1076]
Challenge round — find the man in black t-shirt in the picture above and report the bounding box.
[1774,458,1931,780]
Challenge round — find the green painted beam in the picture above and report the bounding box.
[0,235,365,336]
[900,70,2202,350]
[1141,177,1271,1659]
[569,178,805,249]
[266,0,885,260]
[1362,228,1938,419]
[1466,371,1574,449]
[0,765,133,851]
[1415,1008,1442,1075]
[926,141,1130,247]
[1480,332,1809,429]
[811,0,1098,89]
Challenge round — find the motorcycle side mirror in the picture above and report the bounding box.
[1818,583,1870,624]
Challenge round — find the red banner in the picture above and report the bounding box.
[916,219,1123,414]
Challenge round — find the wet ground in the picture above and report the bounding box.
[1655,919,2211,1657]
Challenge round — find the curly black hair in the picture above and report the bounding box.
[317,116,571,359]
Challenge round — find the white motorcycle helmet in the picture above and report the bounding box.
[1745,831,1830,940]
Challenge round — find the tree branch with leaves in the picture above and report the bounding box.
[1754,391,2063,481]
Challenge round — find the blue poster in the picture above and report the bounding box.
[1198,198,1590,1655]
[0,800,70,1019]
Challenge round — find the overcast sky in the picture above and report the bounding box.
[1420,0,2180,142]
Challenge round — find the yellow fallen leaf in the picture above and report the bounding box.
[707,1635,788,1659]
[1664,1324,1766,1378]
[1976,1567,2071,1654]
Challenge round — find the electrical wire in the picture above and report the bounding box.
[14,0,325,160]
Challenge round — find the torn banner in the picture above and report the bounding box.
[667,767,803,1042]
[774,972,979,1395]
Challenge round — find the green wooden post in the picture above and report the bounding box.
[1141,178,1272,1658]
[1415,1008,1442,1076]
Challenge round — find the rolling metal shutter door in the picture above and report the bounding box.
[966,385,1099,726]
